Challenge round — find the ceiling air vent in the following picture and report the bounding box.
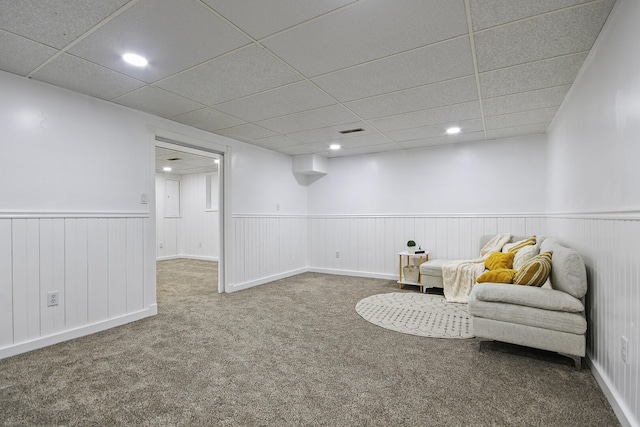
[338,128,364,135]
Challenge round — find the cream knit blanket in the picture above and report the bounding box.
[442,233,512,303]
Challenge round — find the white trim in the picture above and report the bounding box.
[0,309,153,360]
[233,213,308,218]
[308,267,396,281]
[309,213,548,218]
[546,210,640,220]
[587,357,637,427]
[156,255,219,262]
[228,268,308,293]
[0,212,149,218]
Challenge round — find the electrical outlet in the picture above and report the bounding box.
[621,336,629,364]
[47,291,59,307]
[335,250,340,258]
[276,203,280,211]
[159,242,164,249]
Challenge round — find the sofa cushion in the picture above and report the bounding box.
[419,259,451,277]
[513,252,552,287]
[540,239,587,299]
[513,245,539,270]
[485,252,515,270]
[468,299,587,335]
[477,269,516,283]
[471,283,585,312]
[504,236,536,253]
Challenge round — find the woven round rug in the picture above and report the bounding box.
[355,292,473,339]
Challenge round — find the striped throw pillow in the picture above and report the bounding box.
[513,251,552,287]
[506,236,537,253]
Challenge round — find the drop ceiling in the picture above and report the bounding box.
[0,0,616,158]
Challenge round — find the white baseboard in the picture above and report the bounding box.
[0,309,154,360]
[228,268,308,292]
[587,356,637,427]
[308,267,396,281]
[156,255,219,261]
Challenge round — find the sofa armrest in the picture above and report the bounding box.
[471,283,584,312]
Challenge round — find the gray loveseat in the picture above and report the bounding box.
[420,235,588,368]
[468,237,588,369]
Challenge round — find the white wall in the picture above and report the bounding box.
[309,135,547,215]
[0,70,309,358]
[155,172,220,261]
[546,1,639,425]
[306,135,548,278]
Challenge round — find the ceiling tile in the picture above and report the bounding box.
[0,0,130,49]
[214,81,335,122]
[32,53,145,100]
[475,1,615,72]
[345,76,479,119]
[311,133,389,151]
[287,121,376,144]
[388,118,484,142]
[469,0,595,31]
[369,101,482,133]
[263,0,468,77]
[486,124,548,140]
[396,131,486,149]
[202,0,356,39]
[325,143,400,158]
[113,86,203,118]
[484,107,557,130]
[0,30,56,76]
[68,0,251,82]
[214,123,278,141]
[157,44,302,106]
[250,135,302,150]
[312,36,474,102]
[276,144,321,156]
[483,86,570,117]
[257,104,360,134]
[479,52,587,98]
[171,108,246,132]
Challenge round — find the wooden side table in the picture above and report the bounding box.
[397,251,430,292]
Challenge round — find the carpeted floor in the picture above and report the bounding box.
[0,259,619,426]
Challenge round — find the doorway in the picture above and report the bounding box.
[154,140,225,293]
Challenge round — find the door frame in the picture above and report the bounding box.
[149,129,231,294]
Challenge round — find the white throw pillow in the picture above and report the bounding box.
[513,245,539,270]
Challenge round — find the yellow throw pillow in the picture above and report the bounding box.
[477,269,517,284]
[513,251,552,287]
[485,251,515,270]
[506,236,536,253]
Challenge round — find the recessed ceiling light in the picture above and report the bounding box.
[163,166,172,172]
[446,126,461,135]
[329,144,341,150]
[214,159,220,164]
[123,53,148,67]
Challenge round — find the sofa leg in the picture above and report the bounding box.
[478,340,492,353]
[557,352,582,370]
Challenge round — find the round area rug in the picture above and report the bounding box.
[355,292,474,339]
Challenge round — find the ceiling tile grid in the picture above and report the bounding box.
[0,0,617,158]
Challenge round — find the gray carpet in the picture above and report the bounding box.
[0,259,619,426]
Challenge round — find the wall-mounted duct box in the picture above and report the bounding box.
[292,154,328,176]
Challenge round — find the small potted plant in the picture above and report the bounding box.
[407,240,417,254]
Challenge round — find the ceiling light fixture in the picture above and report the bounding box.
[446,126,461,135]
[123,53,148,67]
[214,159,220,164]
[329,144,341,150]
[163,166,172,172]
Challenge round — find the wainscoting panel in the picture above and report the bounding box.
[0,215,151,359]
[308,215,547,278]
[231,216,307,289]
[546,216,639,426]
